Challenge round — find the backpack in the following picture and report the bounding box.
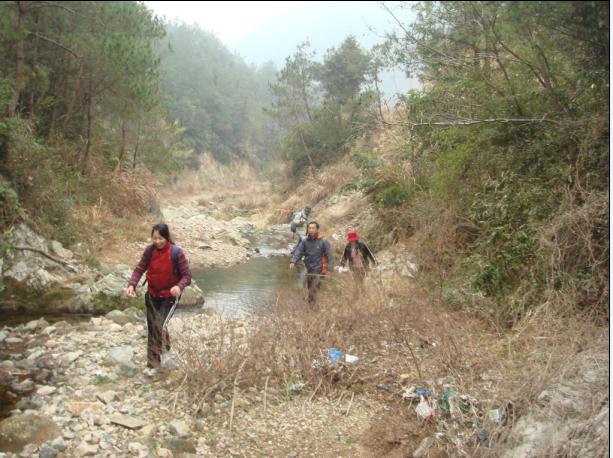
[140,244,182,286]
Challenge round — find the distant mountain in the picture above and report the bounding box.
[229,1,418,99]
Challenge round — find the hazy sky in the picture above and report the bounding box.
[146,1,309,44]
[146,1,417,96]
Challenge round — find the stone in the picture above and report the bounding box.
[0,414,62,452]
[105,310,136,325]
[5,337,23,345]
[501,348,609,458]
[140,424,157,437]
[168,419,191,437]
[412,436,434,458]
[107,346,136,370]
[162,438,197,454]
[39,445,59,458]
[96,390,118,404]
[37,386,57,396]
[62,351,83,364]
[128,442,149,456]
[50,436,66,451]
[157,448,173,458]
[110,415,147,430]
[49,241,73,260]
[74,442,98,457]
[24,320,41,332]
[67,402,104,418]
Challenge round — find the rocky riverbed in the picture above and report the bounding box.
[0,309,379,457]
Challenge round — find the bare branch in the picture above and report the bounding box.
[383,115,559,128]
[28,32,80,59]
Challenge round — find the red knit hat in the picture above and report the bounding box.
[347,229,359,241]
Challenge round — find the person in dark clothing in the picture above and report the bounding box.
[125,223,191,375]
[289,221,332,305]
[340,229,376,284]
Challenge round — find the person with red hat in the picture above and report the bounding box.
[340,228,376,284]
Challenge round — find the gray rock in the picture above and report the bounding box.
[49,241,73,260]
[74,442,98,457]
[27,269,63,289]
[51,436,66,451]
[37,386,57,396]
[128,442,149,456]
[90,274,124,296]
[62,351,83,364]
[105,310,137,325]
[0,414,62,452]
[412,436,434,457]
[501,348,609,458]
[168,420,191,438]
[162,438,196,454]
[39,445,58,458]
[4,337,23,345]
[107,346,136,372]
[109,414,147,430]
[179,282,205,308]
[4,260,30,283]
[96,391,118,404]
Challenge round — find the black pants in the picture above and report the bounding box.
[306,271,324,305]
[145,293,177,368]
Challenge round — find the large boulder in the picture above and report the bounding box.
[179,282,205,308]
[0,414,62,452]
[501,348,609,458]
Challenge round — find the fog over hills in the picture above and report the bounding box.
[229,1,418,100]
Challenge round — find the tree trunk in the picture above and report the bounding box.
[8,1,27,117]
[116,120,126,171]
[81,70,93,175]
[28,10,40,120]
[132,121,141,169]
[62,61,84,132]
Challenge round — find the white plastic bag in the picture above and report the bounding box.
[415,395,436,420]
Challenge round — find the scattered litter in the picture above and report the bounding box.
[402,386,417,401]
[399,372,416,380]
[416,388,432,397]
[288,382,306,394]
[416,395,436,420]
[487,408,505,424]
[327,347,342,364]
[475,429,489,445]
[344,354,359,364]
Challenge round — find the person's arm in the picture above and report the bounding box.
[290,239,305,266]
[323,239,332,273]
[175,249,192,291]
[127,246,150,288]
[340,245,349,267]
[363,243,377,265]
[125,246,150,297]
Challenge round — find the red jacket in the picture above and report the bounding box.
[128,243,191,298]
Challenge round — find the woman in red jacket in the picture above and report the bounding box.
[125,223,191,375]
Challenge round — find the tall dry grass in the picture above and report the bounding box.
[163,268,604,455]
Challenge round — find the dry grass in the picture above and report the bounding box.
[268,161,360,225]
[164,269,605,456]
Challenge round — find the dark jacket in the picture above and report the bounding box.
[290,232,332,274]
[341,241,376,268]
